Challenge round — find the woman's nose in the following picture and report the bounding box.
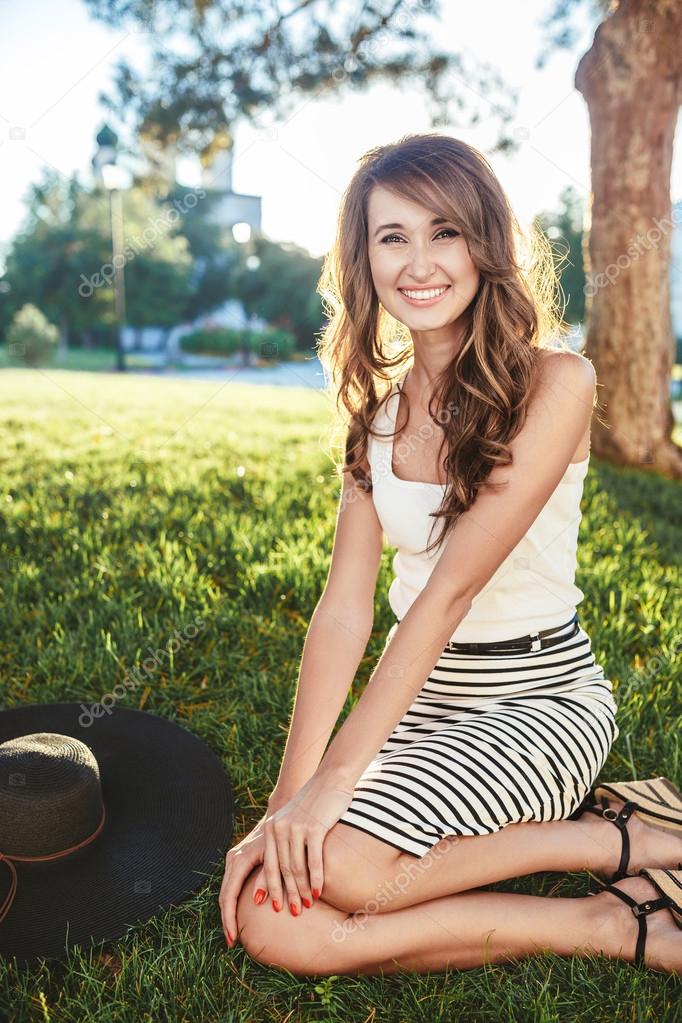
[405,243,435,278]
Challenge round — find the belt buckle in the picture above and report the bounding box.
[529,631,542,652]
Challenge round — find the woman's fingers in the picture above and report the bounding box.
[275,829,303,916]
[250,866,268,906]
[305,831,325,903]
[263,820,285,913]
[288,827,316,909]
[219,847,260,946]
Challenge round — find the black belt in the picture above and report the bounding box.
[394,612,580,655]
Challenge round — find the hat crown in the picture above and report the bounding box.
[0,733,104,858]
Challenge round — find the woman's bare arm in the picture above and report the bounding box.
[267,465,384,808]
[316,352,597,789]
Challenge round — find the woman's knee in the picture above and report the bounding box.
[234,867,281,964]
[320,822,402,913]
[235,868,340,974]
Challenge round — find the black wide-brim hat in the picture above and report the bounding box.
[0,702,234,968]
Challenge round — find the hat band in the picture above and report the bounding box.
[0,806,107,925]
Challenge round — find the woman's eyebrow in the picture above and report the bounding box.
[372,217,449,238]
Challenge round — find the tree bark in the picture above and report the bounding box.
[575,0,682,477]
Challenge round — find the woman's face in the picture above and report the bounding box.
[366,184,480,336]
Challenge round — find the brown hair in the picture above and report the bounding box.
[315,131,575,556]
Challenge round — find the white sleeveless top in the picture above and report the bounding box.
[368,380,590,643]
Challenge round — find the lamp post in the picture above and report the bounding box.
[231,221,261,367]
[92,125,128,372]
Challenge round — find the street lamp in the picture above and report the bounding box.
[92,124,128,372]
[231,221,261,367]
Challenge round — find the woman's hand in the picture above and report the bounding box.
[219,815,268,948]
[259,772,356,918]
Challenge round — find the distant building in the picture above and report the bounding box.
[200,147,261,241]
[179,144,267,351]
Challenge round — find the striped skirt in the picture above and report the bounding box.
[337,614,619,858]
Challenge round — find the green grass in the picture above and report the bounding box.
[0,368,680,1022]
[0,346,120,372]
[0,345,315,374]
[0,346,195,372]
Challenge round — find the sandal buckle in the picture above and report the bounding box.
[631,902,653,917]
[602,807,619,821]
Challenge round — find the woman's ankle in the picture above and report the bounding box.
[573,807,630,877]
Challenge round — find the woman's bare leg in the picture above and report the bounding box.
[235,869,682,976]
[320,802,682,915]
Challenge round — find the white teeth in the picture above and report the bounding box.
[399,286,449,300]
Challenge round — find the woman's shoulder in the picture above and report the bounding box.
[535,347,596,394]
[536,345,594,371]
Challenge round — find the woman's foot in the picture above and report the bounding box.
[590,874,682,974]
[580,797,682,879]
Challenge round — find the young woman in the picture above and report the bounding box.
[220,133,682,976]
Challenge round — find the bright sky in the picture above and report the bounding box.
[1,0,681,262]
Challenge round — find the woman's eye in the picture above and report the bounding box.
[380,229,460,244]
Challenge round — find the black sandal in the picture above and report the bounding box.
[592,778,682,833]
[590,867,682,969]
[568,777,682,883]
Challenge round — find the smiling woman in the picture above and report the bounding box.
[219,133,682,979]
[369,197,479,319]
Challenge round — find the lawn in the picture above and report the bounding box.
[0,347,120,372]
[0,368,680,1022]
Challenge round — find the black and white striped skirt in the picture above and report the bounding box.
[337,614,619,858]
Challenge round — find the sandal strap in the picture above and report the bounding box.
[601,798,638,881]
[576,797,638,881]
[597,881,672,967]
[598,884,646,966]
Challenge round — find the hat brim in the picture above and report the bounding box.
[0,703,234,967]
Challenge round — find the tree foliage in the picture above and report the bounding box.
[534,185,585,326]
[0,168,329,350]
[82,0,519,159]
[227,236,324,349]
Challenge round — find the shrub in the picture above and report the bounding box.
[180,325,296,361]
[6,304,59,367]
[252,328,296,362]
[180,328,244,356]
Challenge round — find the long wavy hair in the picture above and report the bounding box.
[315,131,576,556]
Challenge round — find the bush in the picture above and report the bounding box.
[180,325,296,361]
[252,328,296,361]
[180,328,244,356]
[6,304,59,367]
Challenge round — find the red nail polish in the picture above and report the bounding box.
[312,887,320,899]
[226,932,233,946]
[290,903,299,916]
[302,897,312,908]
[272,899,280,912]
[254,888,266,905]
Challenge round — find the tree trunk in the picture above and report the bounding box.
[575,0,682,477]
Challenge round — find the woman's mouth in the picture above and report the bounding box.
[397,285,451,307]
